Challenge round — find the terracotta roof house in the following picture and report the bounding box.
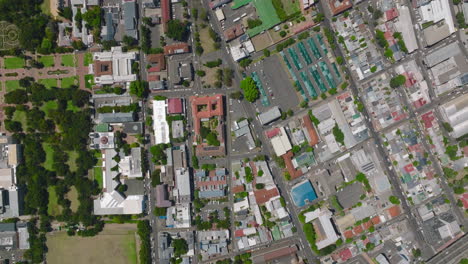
[223,24,244,42]
[164,43,190,55]
[328,0,352,16]
[190,95,225,157]
[147,54,166,72]
[302,115,319,146]
[253,187,280,205]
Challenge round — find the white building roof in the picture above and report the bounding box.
[153,100,170,144]
[304,208,339,250]
[234,198,249,212]
[270,127,292,156]
[93,46,137,85]
[419,0,455,34]
[215,9,225,21]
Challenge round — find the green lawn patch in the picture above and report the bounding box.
[66,150,79,172]
[39,55,55,67]
[12,111,27,130]
[280,0,300,16]
[67,101,80,112]
[47,186,62,216]
[39,78,58,89]
[232,0,252,9]
[5,80,21,92]
[42,143,55,171]
[40,101,58,117]
[67,186,79,212]
[40,0,51,15]
[247,0,281,37]
[61,76,78,88]
[93,166,103,189]
[4,57,25,69]
[61,54,75,67]
[84,53,93,66]
[85,74,94,89]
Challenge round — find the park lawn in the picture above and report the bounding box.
[232,0,252,9]
[84,53,93,66]
[61,54,75,67]
[42,143,55,171]
[67,186,79,212]
[4,57,24,69]
[61,76,78,88]
[47,186,62,216]
[66,150,79,172]
[200,27,216,54]
[39,78,58,89]
[46,224,138,264]
[67,101,80,112]
[41,101,58,117]
[39,55,55,67]
[40,0,51,15]
[84,74,94,89]
[12,111,27,130]
[93,166,103,189]
[5,80,21,92]
[247,0,281,37]
[281,0,300,15]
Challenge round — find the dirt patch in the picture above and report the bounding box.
[199,27,216,54]
[200,66,219,88]
[252,32,274,51]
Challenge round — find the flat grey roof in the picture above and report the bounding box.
[424,42,461,67]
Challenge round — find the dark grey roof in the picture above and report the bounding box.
[0,223,15,232]
[123,1,138,39]
[104,12,115,41]
[97,113,135,123]
[122,122,143,134]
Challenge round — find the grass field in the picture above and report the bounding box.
[68,186,79,212]
[43,143,55,171]
[4,57,24,69]
[61,76,77,88]
[84,53,93,66]
[5,80,21,92]
[40,0,51,15]
[247,0,281,37]
[93,166,104,188]
[41,101,58,117]
[47,224,138,264]
[280,0,300,16]
[39,55,55,67]
[85,74,94,89]
[232,0,252,9]
[47,186,62,216]
[66,150,79,172]
[200,27,216,54]
[61,54,75,67]
[12,110,27,130]
[39,78,58,89]
[67,101,80,112]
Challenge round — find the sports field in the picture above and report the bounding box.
[46,224,138,264]
[246,0,281,37]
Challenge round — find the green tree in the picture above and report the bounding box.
[389,196,400,205]
[332,124,345,145]
[172,239,188,257]
[129,80,149,98]
[263,49,270,57]
[166,19,188,41]
[240,77,259,102]
[390,75,406,88]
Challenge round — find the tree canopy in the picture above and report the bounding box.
[166,19,189,41]
[390,74,406,88]
[240,77,259,102]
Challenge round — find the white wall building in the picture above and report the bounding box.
[91,46,137,85]
[153,100,170,145]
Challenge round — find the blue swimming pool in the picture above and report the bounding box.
[291,180,318,207]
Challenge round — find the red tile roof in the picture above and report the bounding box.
[161,0,170,32]
[283,151,303,180]
[164,43,190,55]
[363,220,373,230]
[388,205,401,218]
[353,225,364,234]
[234,229,244,237]
[421,111,435,129]
[190,94,224,135]
[265,127,281,139]
[343,230,354,239]
[223,24,244,42]
[385,8,399,21]
[462,193,468,209]
[147,54,166,72]
[404,164,415,173]
[167,98,183,114]
[329,0,352,16]
[371,216,381,225]
[254,187,279,205]
[339,248,353,261]
[263,246,298,262]
[302,115,319,146]
[232,185,245,194]
[147,74,160,82]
